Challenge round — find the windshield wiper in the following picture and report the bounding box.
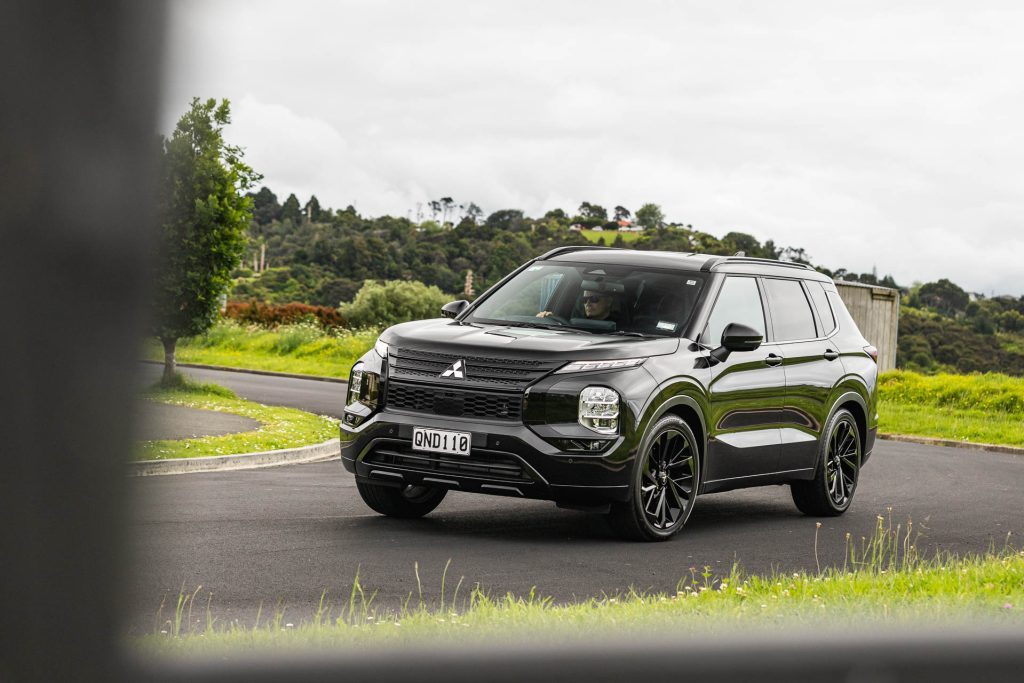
[498,320,558,330]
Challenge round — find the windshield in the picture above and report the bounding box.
[466,262,706,336]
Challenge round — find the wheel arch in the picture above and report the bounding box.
[827,390,868,448]
[647,394,707,476]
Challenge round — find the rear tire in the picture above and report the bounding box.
[607,415,700,542]
[356,481,447,518]
[791,408,861,516]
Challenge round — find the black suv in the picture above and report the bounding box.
[341,247,879,541]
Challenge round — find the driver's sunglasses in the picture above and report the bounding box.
[582,294,609,303]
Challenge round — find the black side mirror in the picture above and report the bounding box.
[709,322,763,364]
[441,299,469,319]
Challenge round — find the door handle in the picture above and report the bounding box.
[823,349,840,361]
[765,354,783,367]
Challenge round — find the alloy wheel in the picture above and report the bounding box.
[825,417,859,507]
[639,428,695,530]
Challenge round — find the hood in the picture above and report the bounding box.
[381,318,680,361]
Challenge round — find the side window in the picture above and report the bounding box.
[702,277,766,346]
[807,282,836,335]
[764,278,817,341]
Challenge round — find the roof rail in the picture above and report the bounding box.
[700,256,816,273]
[537,245,624,260]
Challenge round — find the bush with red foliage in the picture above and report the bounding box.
[225,300,347,330]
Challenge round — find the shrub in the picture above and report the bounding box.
[225,300,346,330]
[339,280,451,328]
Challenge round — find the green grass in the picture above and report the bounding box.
[144,321,378,379]
[580,229,644,245]
[878,370,1024,447]
[879,400,1024,446]
[135,516,1023,655]
[138,374,338,461]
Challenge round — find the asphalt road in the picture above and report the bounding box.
[138,363,348,417]
[126,365,1024,633]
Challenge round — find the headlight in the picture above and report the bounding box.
[347,362,380,408]
[579,386,620,434]
[374,338,389,358]
[556,358,645,374]
[348,364,364,407]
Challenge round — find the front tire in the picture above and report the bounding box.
[356,481,447,518]
[607,415,700,542]
[791,408,861,516]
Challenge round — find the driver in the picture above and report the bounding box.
[537,289,618,321]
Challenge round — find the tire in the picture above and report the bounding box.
[791,408,861,516]
[607,415,700,542]
[356,481,447,518]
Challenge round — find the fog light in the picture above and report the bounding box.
[579,386,619,434]
[553,438,612,453]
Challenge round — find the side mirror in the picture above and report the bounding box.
[709,322,763,364]
[441,299,469,319]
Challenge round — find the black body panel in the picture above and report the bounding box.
[340,249,880,513]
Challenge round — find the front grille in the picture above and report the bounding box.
[389,347,562,390]
[386,382,522,421]
[365,446,531,483]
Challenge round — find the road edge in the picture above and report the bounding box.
[129,437,340,476]
[878,432,1024,456]
[139,358,344,384]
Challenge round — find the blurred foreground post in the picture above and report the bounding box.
[0,1,164,680]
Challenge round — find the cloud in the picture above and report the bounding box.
[162,0,1024,294]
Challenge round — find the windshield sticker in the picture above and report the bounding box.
[686,279,697,286]
[657,321,677,331]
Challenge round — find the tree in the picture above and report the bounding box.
[281,193,302,224]
[303,195,322,222]
[613,205,631,222]
[635,203,664,230]
[250,186,280,225]
[577,201,608,222]
[917,278,969,317]
[464,202,484,224]
[485,209,527,232]
[152,98,261,383]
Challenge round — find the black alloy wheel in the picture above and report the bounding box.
[607,415,699,541]
[791,408,861,516]
[356,481,447,518]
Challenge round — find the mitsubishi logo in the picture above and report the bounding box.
[440,359,466,379]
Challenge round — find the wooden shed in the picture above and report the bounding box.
[834,281,900,372]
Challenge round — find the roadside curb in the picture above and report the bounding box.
[879,432,1024,456]
[140,359,344,384]
[129,437,340,476]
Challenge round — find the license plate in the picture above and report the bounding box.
[412,427,471,456]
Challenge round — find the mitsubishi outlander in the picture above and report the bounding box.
[340,247,879,541]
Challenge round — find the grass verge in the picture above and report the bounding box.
[138,374,338,461]
[144,321,378,379]
[878,370,1024,447]
[879,400,1024,447]
[136,517,1022,655]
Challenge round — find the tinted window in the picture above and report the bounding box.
[764,278,817,341]
[702,276,765,346]
[467,263,706,336]
[807,282,836,335]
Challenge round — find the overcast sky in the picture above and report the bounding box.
[162,1,1024,295]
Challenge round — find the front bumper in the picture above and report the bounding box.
[341,410,633,504]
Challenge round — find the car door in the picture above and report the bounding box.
[762,277,845,474]
[702,276,787,484]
